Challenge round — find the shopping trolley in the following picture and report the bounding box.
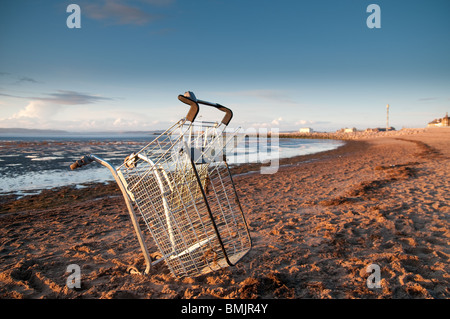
[70,91,252,278]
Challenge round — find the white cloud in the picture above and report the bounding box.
[235,117,332,132]
[271,117,283,126]
[113,117,139,127]
[12,101,61,119]
[243,117,286,128]
[0,101,170,131]
[0,89,117,129]
[112,116,161,129]
[295,119,313,125]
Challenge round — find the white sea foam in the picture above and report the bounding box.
[31,156,63,161]
[0,137,343,195]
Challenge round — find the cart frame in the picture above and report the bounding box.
[70,92,251,277]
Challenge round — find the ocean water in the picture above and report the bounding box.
[0,133,343,196]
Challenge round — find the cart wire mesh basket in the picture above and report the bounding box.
[70,91,252,278]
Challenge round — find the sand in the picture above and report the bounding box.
[0,128,448,299]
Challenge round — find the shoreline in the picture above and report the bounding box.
[0,128,448,298]
[279,127,437,140]
[0,138,356,209]
[0,136,343,197]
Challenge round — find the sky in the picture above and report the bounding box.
[0,0,449,132]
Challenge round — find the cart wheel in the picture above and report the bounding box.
[124,153,137,169]
[151,252,163,260]
[126,266,142,275]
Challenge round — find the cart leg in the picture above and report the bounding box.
[121,194,152,275]
[89,155,152,275]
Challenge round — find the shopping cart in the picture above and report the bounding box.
[70,91,252,278]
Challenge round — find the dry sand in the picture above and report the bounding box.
[0,128,448,299]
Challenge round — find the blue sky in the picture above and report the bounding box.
[0,0,449,132]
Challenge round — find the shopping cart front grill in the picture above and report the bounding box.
[70,91,251,278]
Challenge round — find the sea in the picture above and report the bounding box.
[0,133,343,196]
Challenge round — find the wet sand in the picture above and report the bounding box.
[0,128,449,299]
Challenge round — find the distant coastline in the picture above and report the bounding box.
[0,128,165,136]
[0,128,68,134]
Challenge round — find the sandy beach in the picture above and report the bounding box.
[0,127,448,299]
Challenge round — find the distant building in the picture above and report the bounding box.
[299,127,313,133]
[428,112,449,127]
[343,127,357,133]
